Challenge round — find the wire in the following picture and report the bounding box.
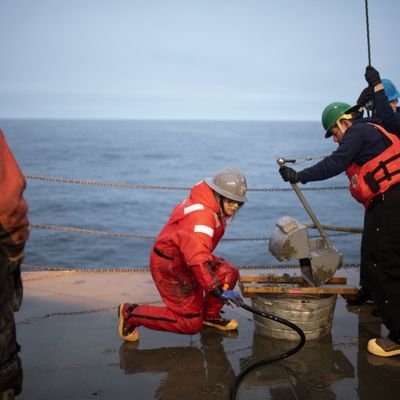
[230,301,306,400]
[365,0,371,65]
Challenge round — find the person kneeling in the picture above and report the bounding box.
[118,168,247,341]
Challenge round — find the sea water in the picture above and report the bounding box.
[0,119,363,270]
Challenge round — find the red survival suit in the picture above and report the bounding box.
[123,180,239,334]
[0,129,30,260]
[0,129,29,395]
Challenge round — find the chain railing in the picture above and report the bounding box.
[24,174,361,272]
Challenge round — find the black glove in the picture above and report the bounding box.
[357,87,373,106]
[365,65,381,87]
[279,166,299,183]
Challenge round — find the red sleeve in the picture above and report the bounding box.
[191,262,220,292]
[0,130,30,258]
[173,210,220,290]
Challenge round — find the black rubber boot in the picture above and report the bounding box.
[346,287,373,305]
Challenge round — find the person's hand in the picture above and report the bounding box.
[357,87,373,106]
[279,166,299,183]
[365,65,381,87]
[220,290,243,306]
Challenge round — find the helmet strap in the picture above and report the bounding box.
[215,193,236,219]
[336,117,352,134]
[336,120,346,134]
[214,193,227,217]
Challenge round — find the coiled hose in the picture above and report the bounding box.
[230,301,306,400]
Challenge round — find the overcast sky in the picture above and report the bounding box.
[0,0,399,120]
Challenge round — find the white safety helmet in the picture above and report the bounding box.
[205,168,248,203]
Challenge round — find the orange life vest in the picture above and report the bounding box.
[346,123,400,209]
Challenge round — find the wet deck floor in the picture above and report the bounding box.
[14,270,400,400]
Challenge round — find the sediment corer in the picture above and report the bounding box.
[270,158,343,287]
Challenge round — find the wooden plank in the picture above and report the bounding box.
[239,283,358,297]
[238,274,357,298]
[239,275,348,285]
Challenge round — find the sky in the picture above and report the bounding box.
[0,0,399,120]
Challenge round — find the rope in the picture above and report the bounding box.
[25,174,347,192]
[365,0,371,65]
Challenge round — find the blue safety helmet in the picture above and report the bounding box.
[382,79,400,102]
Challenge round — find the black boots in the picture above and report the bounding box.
[346,287,373,305]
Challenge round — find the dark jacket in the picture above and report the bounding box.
[374,89,400,135]
[298,119,387,184]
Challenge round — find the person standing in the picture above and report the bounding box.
[349,66,400,306]
[0,129,30,398]
[118,168,246,342]
[279,103,400,357]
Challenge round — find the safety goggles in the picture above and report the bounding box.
[225,198,244,207]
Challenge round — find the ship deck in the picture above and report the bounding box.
[15,268,400,400]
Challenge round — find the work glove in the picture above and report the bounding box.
[365,65,381,87]
[357,87,373,106]
[279,166,299,183]
[220,290,243,306]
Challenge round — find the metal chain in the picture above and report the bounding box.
[22,263,360,272]
[25,174,358,272]
[22,264,150,273]
[25,175,347,192]
[31,223,359,241]
[17,302,163,324]
[31,223,155,240]
[24,175,191,191]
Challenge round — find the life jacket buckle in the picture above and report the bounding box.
[364,172,380,193]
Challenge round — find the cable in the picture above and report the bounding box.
[230,301,306,400]
[365,0,371,66]
[364,0,372,118]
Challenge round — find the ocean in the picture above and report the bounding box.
[1,119,363,270]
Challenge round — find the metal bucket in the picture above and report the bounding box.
[252,293,337,341]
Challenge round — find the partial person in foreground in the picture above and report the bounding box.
[0,129,30,398]
[118,168,246,342]
[279,103,400,358]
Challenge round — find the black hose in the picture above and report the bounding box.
[230,301,306,400]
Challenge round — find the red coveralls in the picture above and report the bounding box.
[0,129,30,395]
[123,181,239,334]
